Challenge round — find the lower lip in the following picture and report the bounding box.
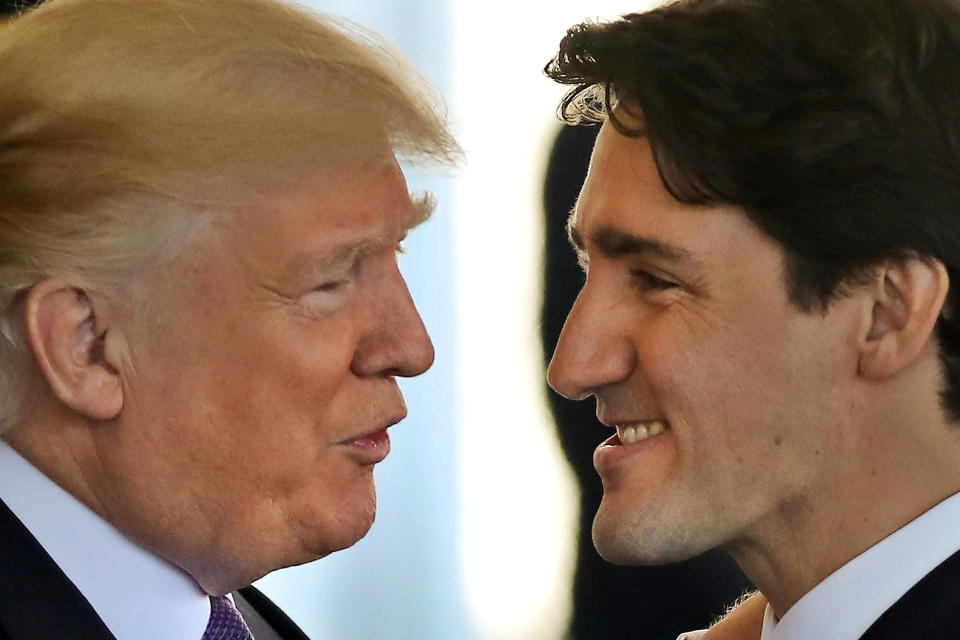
[342,428,391,465]
[593,429,672,477]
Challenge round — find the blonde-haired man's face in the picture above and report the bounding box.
[105,158,434,593]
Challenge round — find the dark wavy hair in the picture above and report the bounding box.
[545,0,960,421]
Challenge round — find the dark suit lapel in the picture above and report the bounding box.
[0,498,114,640]
[859,547,960,639]
[0,495,307,640]
[235,586,310,640]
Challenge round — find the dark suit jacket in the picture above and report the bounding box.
[859,547,960,639]
[0,498,309,639]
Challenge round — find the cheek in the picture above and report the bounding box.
[640,306,827,432]
[252,331,352,401]
[219,303,361,389]
[137,319,360,463]
[666,315,848,479]
[636,310,750,414]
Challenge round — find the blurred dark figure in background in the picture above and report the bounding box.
[541,124,753,640]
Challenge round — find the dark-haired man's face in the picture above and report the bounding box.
[547,119,863,565]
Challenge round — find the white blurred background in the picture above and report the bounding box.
[255,1,656,638]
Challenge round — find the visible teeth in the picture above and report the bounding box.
[616,421,666,445]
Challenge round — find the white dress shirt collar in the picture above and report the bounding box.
[0,439,210,640]
[760,490,960,640]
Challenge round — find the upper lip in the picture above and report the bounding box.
[597,416,666,428]
[338,411,406,444]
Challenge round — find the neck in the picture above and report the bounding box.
[3,408,111,519]
[725,401,960,618]
[4,406,278,596]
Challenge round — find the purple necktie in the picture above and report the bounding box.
[201,595,254,640]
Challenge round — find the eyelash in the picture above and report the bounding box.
[630,269,677,291]
[313,280,347,293]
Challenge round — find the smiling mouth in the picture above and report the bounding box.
[607,421,670,446]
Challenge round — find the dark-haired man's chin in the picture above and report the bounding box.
[591,508,706,567]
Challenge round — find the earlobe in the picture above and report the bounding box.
[858,257,949,379]
[24,280,124,420]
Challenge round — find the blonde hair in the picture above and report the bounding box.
[0,0,460,431]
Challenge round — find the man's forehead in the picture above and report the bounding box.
[222,156,433,284]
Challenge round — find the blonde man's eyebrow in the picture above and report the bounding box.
[302,239,381,277]
[407,191,437,230]
[294,193,436,280]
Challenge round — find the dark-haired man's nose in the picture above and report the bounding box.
[547,290,635,400]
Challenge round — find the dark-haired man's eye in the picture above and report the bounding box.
[630,269,677,291]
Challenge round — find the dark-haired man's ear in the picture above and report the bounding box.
[23,280,124,420]
[858,257,949,379]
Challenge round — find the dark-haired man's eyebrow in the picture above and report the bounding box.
[592,227,694,263]
[567,215,589,271]
[566,212,699,268]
